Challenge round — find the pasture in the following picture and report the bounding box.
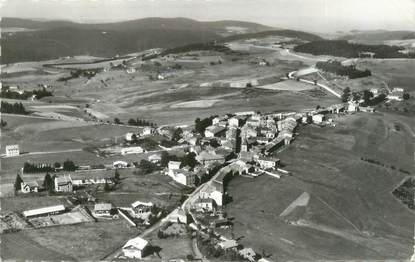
[226,112,414,261]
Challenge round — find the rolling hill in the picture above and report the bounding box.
[1,17,322,64]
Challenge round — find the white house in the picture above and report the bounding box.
[239,248,256,262]
[125,133,136,142]
[5,145,19,157]
[387,87,404,101]
[54,175,73,192]
[168,161,181,171]
[169,208,187,224]
[21,181,39,193]
[228,117,239,127]
[199,181,223,206]
[93,203,113,217]
[113,161,128,168]
[312,114,324,124]
[347,102,359,112]
[218,239,239,250]
[121,146,144,155]
[204,126,226,138]
[141,126,154,136]
[257,157,280,169]
[131,201,153,214]
[194,198,215,212]
[168,169,195,186]
[122,236,149,259]
[148,154,162,163]
[370,88,379,96]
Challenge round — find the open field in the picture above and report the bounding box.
[1,219,137,261]
[226,112,414,261]
[257,79,315,91]
[1,43,340,125]
[1,195,69,213]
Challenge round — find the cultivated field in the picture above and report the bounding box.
[226,112,414,261]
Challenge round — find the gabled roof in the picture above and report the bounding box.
[94,203,112,211]
[55,175,72,185]
[131,201,153,208]
[123,236,148,251]
[23,204,65,217]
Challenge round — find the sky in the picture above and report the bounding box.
[1,0,414,33]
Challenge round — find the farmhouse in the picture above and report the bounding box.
[122,236,149,259]
[121,146,144,155]
[22,204,66,218]
[148,154,162,163]
[204,125,226,138]
[199,180,224,206]
[125,133,136,142]
[5,145,19,157]
[169,208,187,224]
[264,137,285,155]
[21,181,39,193]
[54,175,73,192]
[196,151,226,165]
[387,87,404,101]
[228,117,239,127]
[312,114,325,124]
[194,198,215,212]
[218,239,239,250]
[168,161,182,171]
[168,169,195,186]
[347,101,359,112]
[257,157,280,169]
[131,201,153,214]
[113,161,128,168]
[93,203,113,217]
[239,247,256,262]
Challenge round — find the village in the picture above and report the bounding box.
[2,82,399,261]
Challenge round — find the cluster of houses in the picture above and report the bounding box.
[19,173,115,194]
[125,126,155,142]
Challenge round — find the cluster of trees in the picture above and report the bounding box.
[159,151,198,170]
[161,42,231,56]
[316,60,371,79]
[294,40,415,59]
[0,119,7,129]
[0,86,53,100]
[392,177,415,210]
[1,101,28,114]
[23,162,55,173]
[139,159,159,174]
[195,116,214,134]
[127,117,156,127]
[58,68,100,81]
[23,160,77,173]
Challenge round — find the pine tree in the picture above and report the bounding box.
[14,174,23,191]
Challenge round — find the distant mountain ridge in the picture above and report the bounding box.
[338,30,415,43]
[1,17,274,33]
[1,17,321,64]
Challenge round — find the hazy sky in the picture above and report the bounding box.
[1,0,414,33]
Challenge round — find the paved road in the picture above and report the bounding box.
[288,69,342,98]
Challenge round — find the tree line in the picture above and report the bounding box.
[0,86,53,100]
[23,160,77,173]
[294,40,415,59]
[1,101,28,114]
[316,60,371,79]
